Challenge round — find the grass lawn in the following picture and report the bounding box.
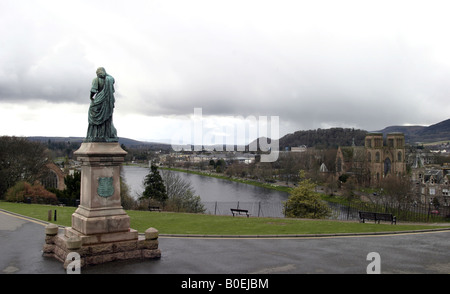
[1,201,448,236]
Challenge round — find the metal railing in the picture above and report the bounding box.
[201,200,450,222]
[59,197,450,222]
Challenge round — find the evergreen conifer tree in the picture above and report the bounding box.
[141,164,168,205]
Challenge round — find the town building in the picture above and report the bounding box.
[411,163,450,206]
[42,162,67,190]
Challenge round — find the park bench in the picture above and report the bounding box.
[359,211,396,224]
[230,208,250,218]
[149,206,161,212]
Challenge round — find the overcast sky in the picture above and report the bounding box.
[1,0,449,145]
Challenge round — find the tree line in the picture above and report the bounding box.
[279,128,367,149]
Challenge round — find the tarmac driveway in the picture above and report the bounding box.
[1,210,449,275]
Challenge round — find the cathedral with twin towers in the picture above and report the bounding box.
[336,132,406,186]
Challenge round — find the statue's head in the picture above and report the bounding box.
[96,67,106,78]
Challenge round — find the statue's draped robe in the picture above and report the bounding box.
[85,74,118,142]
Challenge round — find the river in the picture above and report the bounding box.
[121,165,289,217]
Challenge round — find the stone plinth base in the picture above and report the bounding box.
[71,208,131,236]
[43,224,161,268]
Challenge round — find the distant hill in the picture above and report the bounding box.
[27,136,171,150]
[377,118,450,143]
[278,128,368,150]
[268,118,450,150]
[27,136,84,146]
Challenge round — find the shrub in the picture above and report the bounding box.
[5,181,57,204]
[4,181,26,202]
[284,171,330,219]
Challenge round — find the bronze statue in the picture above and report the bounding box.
[85,67,118,142]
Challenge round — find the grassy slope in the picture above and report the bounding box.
[1,201,448,236]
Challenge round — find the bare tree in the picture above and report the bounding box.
[375,176,417,210]
[160,170,205,213]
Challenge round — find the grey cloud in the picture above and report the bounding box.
[2,0,450,136]
[0,39,94,104]
[0,1,96,104]
[133,38,449,132]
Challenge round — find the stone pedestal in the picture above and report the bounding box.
[71,142,131,239]
[43,142,161,268]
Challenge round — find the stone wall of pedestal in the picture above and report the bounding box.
[71,142,129,236]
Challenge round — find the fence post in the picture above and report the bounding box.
[347,202,351,220]
[54,210,57,221]
[214,201,217,215]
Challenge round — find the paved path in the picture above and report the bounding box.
[1,210,450,274]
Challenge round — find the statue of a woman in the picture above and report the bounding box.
[85,67,118,142]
